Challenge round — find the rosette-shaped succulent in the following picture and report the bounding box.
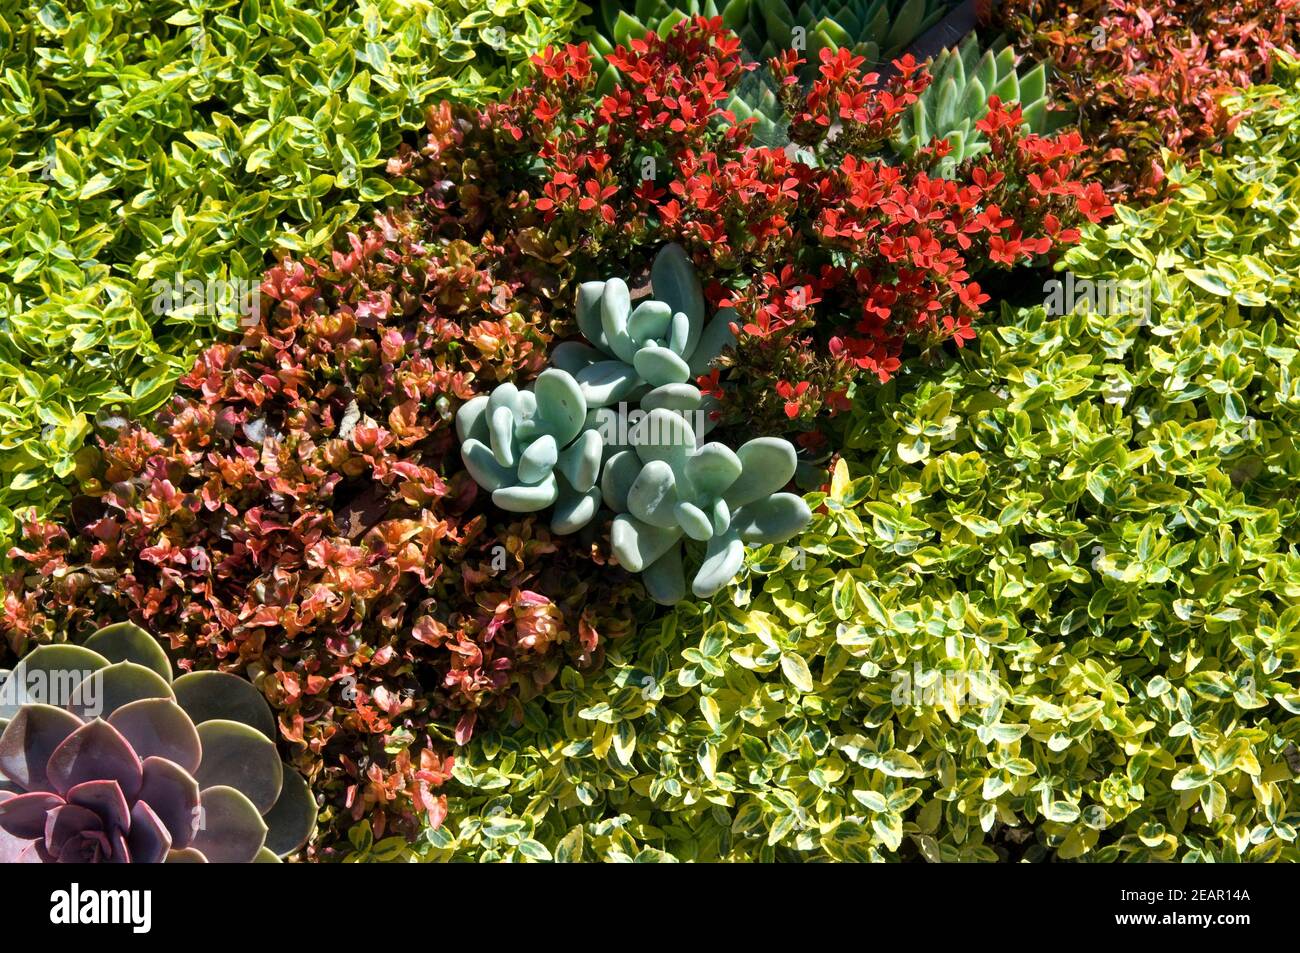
[0,623,315,863]
[737,0,956,71]
[457,369,605,534]
[605,409,811,604]
[552,243,736,409]
[892,36,1052,175]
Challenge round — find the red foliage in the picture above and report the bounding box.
[1000,0,1300,199]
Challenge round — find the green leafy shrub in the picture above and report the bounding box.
[398,65,1300,861]
[997,0,1300,200]
[0,0,584,546]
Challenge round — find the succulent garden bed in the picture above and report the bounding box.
[0,0,1297,869]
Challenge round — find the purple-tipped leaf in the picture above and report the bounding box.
[125,799,171,864]
[0,790,64,839]
[108,698,201,774]
[137,757,201,850]
[44,803,104,856]
[46,719,143,800]
[0,704,83,792]
[67,779,131,834]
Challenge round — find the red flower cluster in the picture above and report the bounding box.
[2,210,638,851]
[999,0,1300,199]
[403,17,1108,430]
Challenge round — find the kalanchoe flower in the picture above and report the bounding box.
[0,623,315,863]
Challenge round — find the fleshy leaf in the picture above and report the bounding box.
[126,799,172,864]
[46,719,143,799]
[108,698,202,774]
[172,671,276,740]
[68,661,173,721]
[2,646,108,718]
[641,543,686,606]
[650,243,705,357]
[724,437,798,507]
[692,530,746,598]
[83,623,173,684]
[0,705,84,792]
[190,786,267,864]
[193,720,284,814]
[138,756,201,850]
[0,790,63,839]
[731,493,813,544]
[611,514,682,573]
[261,763,317,857]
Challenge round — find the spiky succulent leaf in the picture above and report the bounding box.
[893,36,1053,176]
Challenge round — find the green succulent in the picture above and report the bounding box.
[736,0,957,70]
[606,411,811,604]
[553,243,736,406]
[0,623,315,863]
[892,36,1053,175]
[457,242,803,600]
[457,370,604,534]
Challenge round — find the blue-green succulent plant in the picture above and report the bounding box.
[551,243,737,408]
[605,409,811,604]
[457,243,810,603]
[456,369,605,535]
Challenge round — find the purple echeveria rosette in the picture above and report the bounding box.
[0,623,315,863]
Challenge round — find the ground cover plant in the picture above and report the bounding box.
[8,2,1298,868]
[406,58,1300,860]
[0,0,584,551]
[0,14,1103,857]
[995,0,1300,201]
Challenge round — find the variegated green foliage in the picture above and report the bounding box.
[0,0,583,549]
[381,84,1300,859]
[893,36,1053,175]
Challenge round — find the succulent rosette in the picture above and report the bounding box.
[0,623,315,863]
